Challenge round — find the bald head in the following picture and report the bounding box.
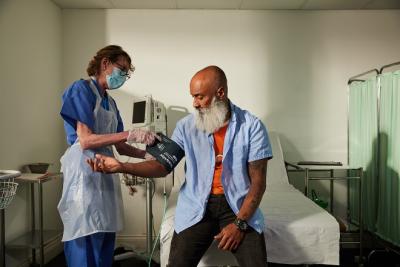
[190,66,228,111]
[191,65,228,97]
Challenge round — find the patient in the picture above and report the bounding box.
[88,65,273,267]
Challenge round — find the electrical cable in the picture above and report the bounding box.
[147,162,170,267]
[151,179,156,238]
[148,187,168,267]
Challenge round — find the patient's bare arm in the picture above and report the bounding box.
[87,154,169,178]
[214,158,268,251]
[237,158,268,220]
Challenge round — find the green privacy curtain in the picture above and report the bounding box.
[348,77,378,231]
[376,70,400,246]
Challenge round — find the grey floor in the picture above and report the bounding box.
[45,248,400,267]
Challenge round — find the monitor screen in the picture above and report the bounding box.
[132,101,146,124]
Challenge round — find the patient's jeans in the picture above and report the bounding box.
[167,194,267,267]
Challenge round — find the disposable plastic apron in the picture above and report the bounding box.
[58,80,124,242]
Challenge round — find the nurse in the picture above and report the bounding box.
[58,45,157,267]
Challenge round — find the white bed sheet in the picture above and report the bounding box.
[160,132,339,266]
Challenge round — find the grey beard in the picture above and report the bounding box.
[194,99,229,134]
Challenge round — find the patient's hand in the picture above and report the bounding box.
[87,154,122,173]
[214,223,245,251]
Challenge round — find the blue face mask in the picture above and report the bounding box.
[106,67,126,90]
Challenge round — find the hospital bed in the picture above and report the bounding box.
[159,132,340,266]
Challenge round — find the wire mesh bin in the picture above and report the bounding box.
[0,171,19,210]
[0,170,20,267]
[0,180,18,210]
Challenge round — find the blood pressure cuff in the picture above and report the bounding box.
[146,133,184,173]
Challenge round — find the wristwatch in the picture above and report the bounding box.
[233,217,248,232]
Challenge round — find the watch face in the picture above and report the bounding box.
[239,221,248,231]
[235,218,248,231]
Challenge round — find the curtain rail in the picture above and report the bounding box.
[347,69,379,85]
[379,61,400,74]
[348,79,366,85]
[348,61,400,85]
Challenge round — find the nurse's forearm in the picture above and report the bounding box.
[77,121,128,150]
[80,131,128,150]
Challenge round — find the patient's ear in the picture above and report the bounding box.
[216,87,225,100]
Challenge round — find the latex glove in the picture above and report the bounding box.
[127,129,159,145]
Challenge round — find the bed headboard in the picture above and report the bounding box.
[266,131,291,190]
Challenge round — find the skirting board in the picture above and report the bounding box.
[10,233,63,267]
[116,234,147,252]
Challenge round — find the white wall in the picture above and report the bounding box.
[0,0,64,258]
[62,9,400,248]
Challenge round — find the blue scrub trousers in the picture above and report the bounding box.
[64,232,116,267]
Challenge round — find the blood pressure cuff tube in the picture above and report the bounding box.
[146,133,184,173]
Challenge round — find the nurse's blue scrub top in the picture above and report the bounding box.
[60,79,124,145]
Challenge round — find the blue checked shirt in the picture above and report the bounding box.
[171,101,273,234]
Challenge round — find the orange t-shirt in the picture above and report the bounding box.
[211,124,228,195]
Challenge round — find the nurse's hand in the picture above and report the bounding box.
[87,154,122,173]
[127,129,161,145]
